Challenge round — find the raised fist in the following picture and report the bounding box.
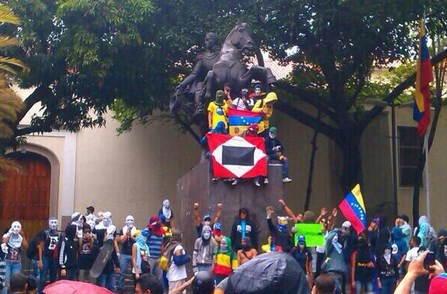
[217,203,223,209]
[194,203,199,209]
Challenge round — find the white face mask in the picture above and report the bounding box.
[203,230,211,240]
[103,217,111,227]
[11,222,21,235]
[125,216,134,228]
[220,239,228,252]
[49,219,58,231]
[269,132,276,139]
[163,200,170,209]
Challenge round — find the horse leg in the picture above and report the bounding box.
[240,66,277,85]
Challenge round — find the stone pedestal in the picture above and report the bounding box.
[176,161,285,251]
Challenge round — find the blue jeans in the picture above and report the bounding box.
[268,155,289,178]
[355,280,373,294]
[117,254,132,290]
[31,259,39,278]
[149,257,163,288]
[98,272,116,291]
[39,256,58,294]
[380,277,396,294]
[4,260,21,293]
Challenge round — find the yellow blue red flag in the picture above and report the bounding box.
[338,184,367,234]
[413,19,433,136]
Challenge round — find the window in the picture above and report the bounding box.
[398,126,423,187]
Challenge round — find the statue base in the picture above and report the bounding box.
[176,161,285,251]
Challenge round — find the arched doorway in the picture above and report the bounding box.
[0,152,50,238]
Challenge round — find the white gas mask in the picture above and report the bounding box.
[48,218,58,231]
[125,215,135,228]
[11,221,21,235]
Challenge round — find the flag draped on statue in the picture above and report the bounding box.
[413,18,433,137]
[338,184,367,234]
[227,108,263,136]
[207,133,267,178]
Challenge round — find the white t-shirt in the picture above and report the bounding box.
[405,246,420,262]
[231,98,253,110]
[166,245,187,282]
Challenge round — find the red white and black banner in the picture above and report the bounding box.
[207,134,267,178]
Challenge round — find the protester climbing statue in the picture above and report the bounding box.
[170,22,277,135]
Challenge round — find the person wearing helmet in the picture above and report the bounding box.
[252,91,278,137]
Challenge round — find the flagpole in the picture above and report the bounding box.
[424,131,430,221]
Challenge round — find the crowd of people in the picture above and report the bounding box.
[1,196,447,294]
[202,85,292,186]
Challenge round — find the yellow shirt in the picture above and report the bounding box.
[252,99,273,133]
[207,102,228,129]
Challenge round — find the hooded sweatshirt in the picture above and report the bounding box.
[213,236,238,277]
[416,215,430,247]
[193,225,216,266]
[392,227,409,262]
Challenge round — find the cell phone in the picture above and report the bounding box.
[424,252,436,271]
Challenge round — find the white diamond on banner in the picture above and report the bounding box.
[212,136,266,178]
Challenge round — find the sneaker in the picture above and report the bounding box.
[254,180,260,187]
[282,177,292,183]
[232,179,238,186]
[264,178,269,184]
[211,177,220,181]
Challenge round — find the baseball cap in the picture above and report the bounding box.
[203,214,211,221]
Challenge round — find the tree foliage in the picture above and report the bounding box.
[3,0,447,190]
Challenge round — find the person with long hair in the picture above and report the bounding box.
[350,235,375,294]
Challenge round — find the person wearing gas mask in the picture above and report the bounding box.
[192,225,216,274]
[322,221,352,294]
[37,217,61,293]
[116,215,137,293]
[158,199,175,230]
[1,221,28,294]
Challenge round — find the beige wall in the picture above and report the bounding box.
[17,95,447,232]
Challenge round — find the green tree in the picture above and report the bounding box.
[4,0,447,193]
[0,3,27,179]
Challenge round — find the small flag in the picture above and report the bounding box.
[227,108,263,136]
[207,133,267,178]
[338,184,367,234]
[413,18,433,136]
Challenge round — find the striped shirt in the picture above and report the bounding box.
[147,233,163,259]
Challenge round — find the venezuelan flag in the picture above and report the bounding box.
[413,18,433,136]
[227,108,263,136]
[338,184,367,234]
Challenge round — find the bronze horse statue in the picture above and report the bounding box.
[170,23,276,136]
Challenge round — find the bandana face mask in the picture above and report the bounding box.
[125,216,135,228]
[49,219,58,231]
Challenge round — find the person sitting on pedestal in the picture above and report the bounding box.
[265,126,292,183]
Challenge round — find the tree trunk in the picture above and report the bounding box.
[304,110,321,211]
[337,129,363,193]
